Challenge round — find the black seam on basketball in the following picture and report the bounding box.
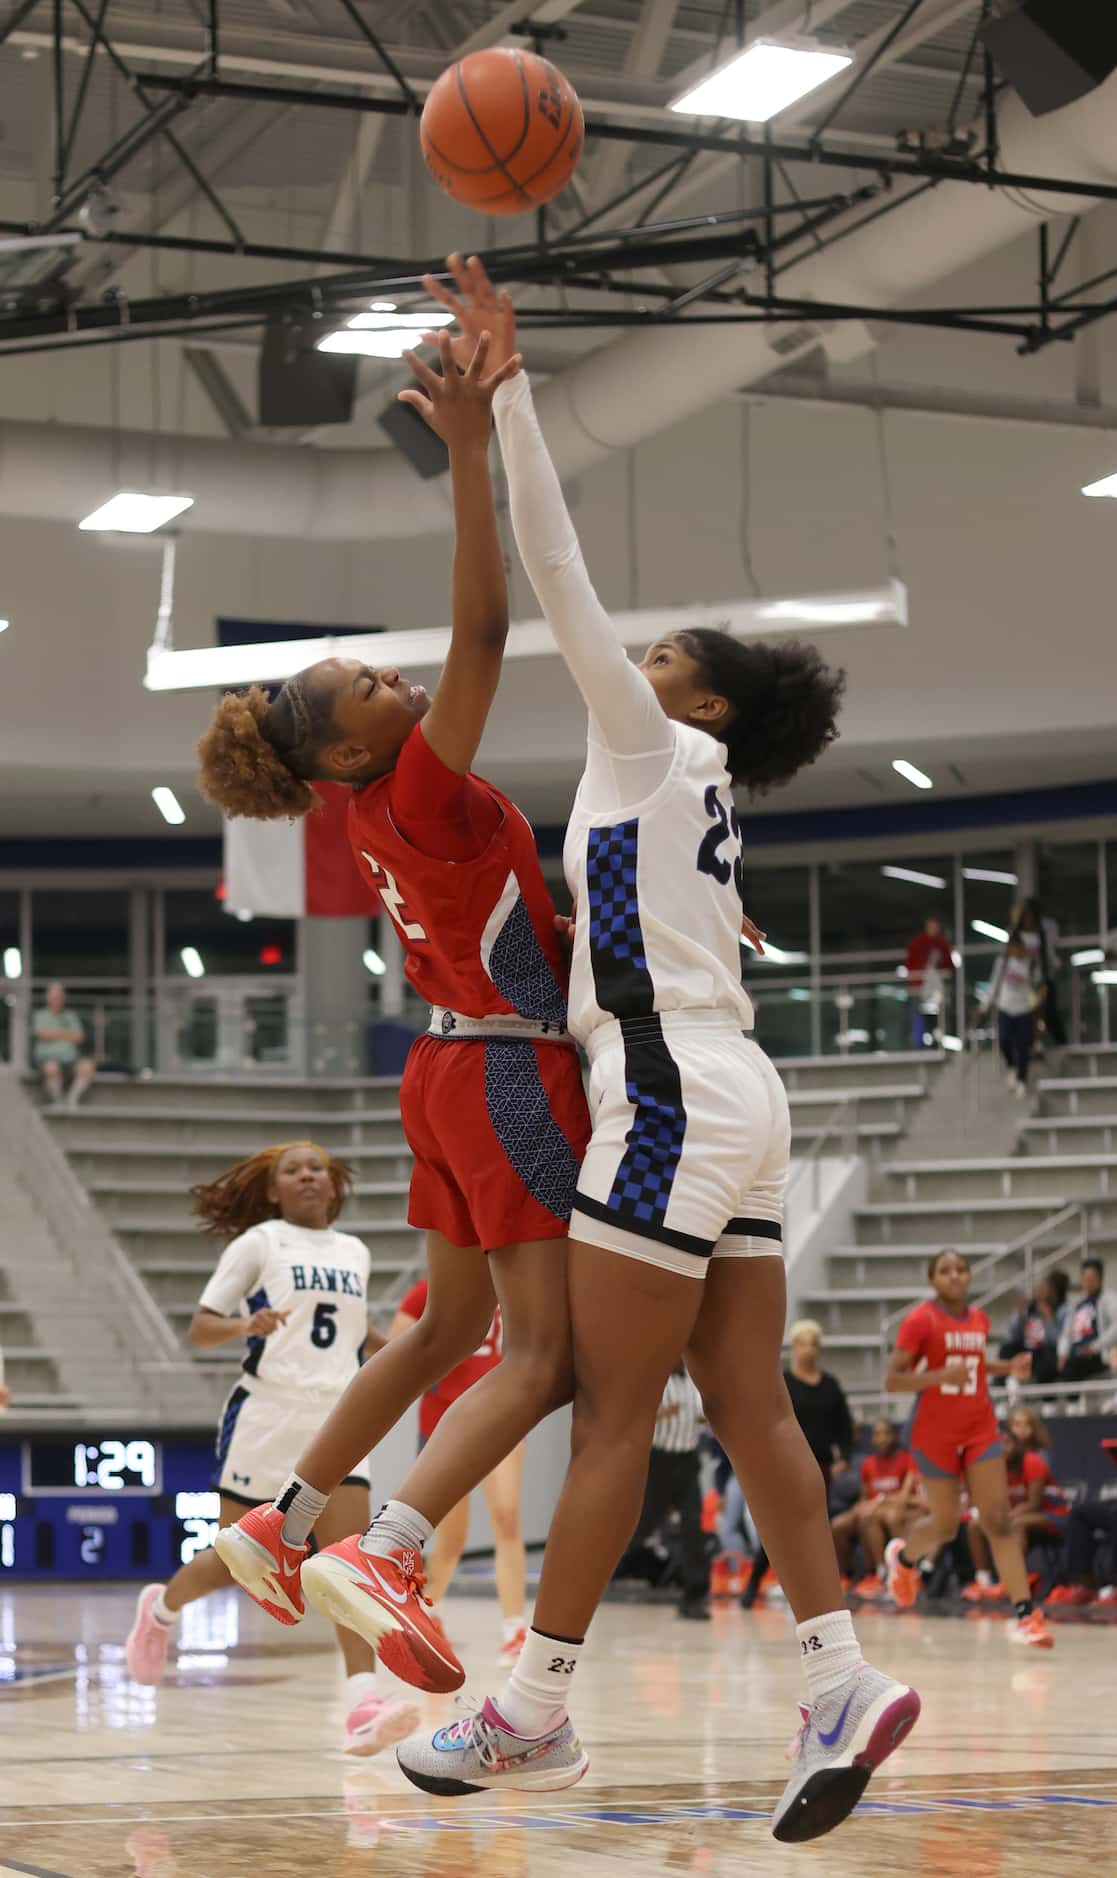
[449,52,533,199]
[429,107,582,210]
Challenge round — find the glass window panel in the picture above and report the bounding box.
[819,856,954,956]
[959,850,1019,946]
[1106,841,1117,942]
[1037,839,1101,941]
[820,972,919,1055]
[739,863,810,958]
[162,889,295,977]
[750,985,813,1059]
[31,888,129,979]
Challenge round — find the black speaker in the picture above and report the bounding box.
[980,2,1117,118]
[377,390,450,480]
[258,321,358,427]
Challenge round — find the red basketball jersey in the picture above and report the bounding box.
[1006,1450,1067,1513]
[860,1449,914,1501]
[896,1299,993,1446]
[400,1279,503,1438]
[349,739,569,1024]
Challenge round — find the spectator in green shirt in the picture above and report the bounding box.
[32,981,95,1107]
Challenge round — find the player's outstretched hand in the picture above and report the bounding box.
[245,1306,290,1338]
[399,329,522,448]
[421,253,518,374]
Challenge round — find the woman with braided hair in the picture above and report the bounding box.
[123,1139,422,1758]
[198,314,590,1698]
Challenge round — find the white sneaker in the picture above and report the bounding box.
[772,1667,921,1844]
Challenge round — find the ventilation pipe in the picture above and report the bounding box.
[2,73,1116,539]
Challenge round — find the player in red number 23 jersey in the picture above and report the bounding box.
[197,309,589,1697]
[884,1249,1053,1649]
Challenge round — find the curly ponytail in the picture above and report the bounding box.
[192,1141,353,1238]
[197,682,330,820]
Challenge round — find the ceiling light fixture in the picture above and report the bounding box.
[144,583,907,691]
[671,36,852,123]
[2,947,21,980]
[1092,970,1117,985]
[1082,473,1117,498]
[180,946,205,979]
[892,758,934,791]
[1071,947,1105,967]
[0,618,9,633]
[80,492,194,533]
[363,948,387,976]
[318,302,455,361]
[971,919,1009,944]
[962,867,1018,885]
[151,786,186,826]
[881,865,947,890]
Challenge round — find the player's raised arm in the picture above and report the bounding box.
[424,255,670,768]
[399,325,522,776]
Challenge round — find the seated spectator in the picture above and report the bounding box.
[965,1407,1066,1599]
[831,1419,917,1596]
[1058,1259,1117,1383]
[999,1271,1069,1387]
[31,982,95,1108]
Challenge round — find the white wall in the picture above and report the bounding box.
[2,370,1117,830]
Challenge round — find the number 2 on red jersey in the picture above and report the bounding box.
[361,851,428,943]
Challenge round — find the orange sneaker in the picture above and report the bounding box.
[853,1574,883,1600]
[1010,1609,1054,1650]
[302,1538,465,1692]
[885,1537,921,1611]
[214,1503,308,1625]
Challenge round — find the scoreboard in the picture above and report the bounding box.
[0,1429,221,1579]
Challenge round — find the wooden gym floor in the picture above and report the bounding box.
[0,1585,1113,1877]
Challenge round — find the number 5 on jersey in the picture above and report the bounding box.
[361,851,428,942]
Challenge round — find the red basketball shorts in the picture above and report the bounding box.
[399,1034,590,1251]
[912,1415,1003,1480]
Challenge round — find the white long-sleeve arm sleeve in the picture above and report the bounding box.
[493,371,674,808]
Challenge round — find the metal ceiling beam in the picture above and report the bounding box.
[646,0,979,223]
[318,111,389,260]
[455,0,592,58]
[584,0,683,215]
[182,344,253,434]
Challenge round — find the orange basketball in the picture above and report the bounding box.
[420,47,584,217]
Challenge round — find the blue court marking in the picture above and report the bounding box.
[365,1790,1117,1833]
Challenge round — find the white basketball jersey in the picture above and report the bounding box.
[563,722,755,1045]
[198,1218,372,1394]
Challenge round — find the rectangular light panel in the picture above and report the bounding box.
[672,38,852,124]
[80,493,194,533]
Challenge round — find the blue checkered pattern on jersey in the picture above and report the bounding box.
[606,1073,687,1227]
[487,892,568,1027]
[484,1041,580,1223]
[586,821,647,970]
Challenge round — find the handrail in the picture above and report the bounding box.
[786,1098,860,1212]
[850,1373,1116,1420]
[876,1199,1086,1350]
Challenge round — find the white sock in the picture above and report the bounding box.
[797,1610,864,1705]
[502,1613,527,1643]
[499,1626,584,1738]
[275,1474,330,1548]
[345,1670,379,1707]
[151,1588,177,1627]
[975,1570,994,1588]
[358,1499,433,1558]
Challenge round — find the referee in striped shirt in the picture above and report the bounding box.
[627,1364,711,1620]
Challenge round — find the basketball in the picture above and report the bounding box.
[420,47,584,217]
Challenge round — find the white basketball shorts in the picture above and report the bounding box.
[213,1377,372,1505]
[570,1011,791,1280]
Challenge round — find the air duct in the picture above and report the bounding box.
[1,72,1116,540]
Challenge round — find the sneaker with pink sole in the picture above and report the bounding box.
[125,1584,174,1687]
[344,1689,422,1757]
